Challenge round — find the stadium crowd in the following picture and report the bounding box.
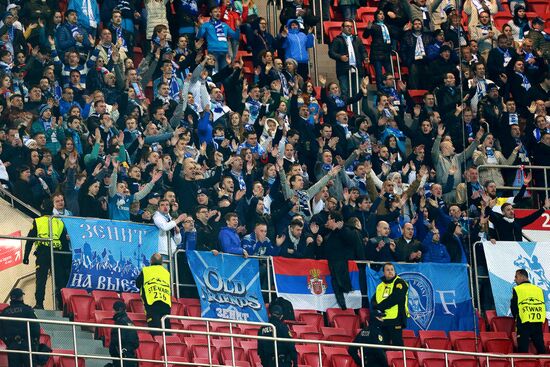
[0,0,548,308]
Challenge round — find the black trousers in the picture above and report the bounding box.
[6,341,32,367]
[381,324,404,347]
[146,311,171,336]
[110,349,138,367]
[35,249,70,308]
[517,322,546,354]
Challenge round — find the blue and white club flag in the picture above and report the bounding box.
[483,241,550,318]
[187,251,268,322]
[366,263,475,332]
[63,217,159,292]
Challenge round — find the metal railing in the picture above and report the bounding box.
[348,65,361,113]
[2,314,550,367]
[478,164,550,200]
[390,50,401,88]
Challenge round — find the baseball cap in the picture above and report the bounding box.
[197,188,208,196]
[147,192,161,200]
[9,288,24,300]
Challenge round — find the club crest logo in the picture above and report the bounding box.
[307,268,327,295]
[400,272,435,330]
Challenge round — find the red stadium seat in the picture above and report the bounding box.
[303,352,329,367]
[136,340,162,367]
[58,357,86,367]
[298,313,324,331]
[449,331,476,347]
[332,314,360,336]
[220,346,246,363]
[485,310,498,326]
[455,338,480,352]
[419,330,447,346]
[326,308,355,326]
[321,327,348,339]
[0,341,8,367]
[40,333,52,348]
[416,351,445,367]
[387,351,419,367]
[331,354,355,367]
[357,7,377,23]
[193,357,213,366]
[484,339,514,354]
[293,325,318,338]
[447,354,478,367]
[513,359,542,367]
[97,297,121,311]
[0,303,8,312]
[186,304,202,317]
[178,298,200,307]
[358,308,370,327]
[424,337,452,350]
[223,359,251,367]
[128,298,145,314]
[403,329,420,348]
[479,357,511,367]
[170,301,186,317]
[94,310,114,346]
[91,290,119,306]
[323,21,342,42]
[527,0,549,13]
[121,292,140,303]
[61,288,88,317]
[69,294,95,323]
[164,356,189,367]
[299,332,323,341]
[490,317,515,337]
[192,345,218,363]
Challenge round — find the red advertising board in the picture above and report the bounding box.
[0,231,22,271]
[514,209,550,231]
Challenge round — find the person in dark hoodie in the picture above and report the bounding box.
[348,309,389,367]
[109,301,139,367]
[441,221,467,263]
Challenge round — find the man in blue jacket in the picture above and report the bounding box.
[218,212,248,257]
[280,19,315,80]
[196,6,240,72]
[55,9,93,54]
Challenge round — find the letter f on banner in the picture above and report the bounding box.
[437,290,457,315]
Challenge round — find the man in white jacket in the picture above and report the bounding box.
[153,199,186,261]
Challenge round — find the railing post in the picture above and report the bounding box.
[48,216,57,310]
[27,320,33,367]
[72,324,78,367]
[544,167,548,201]
[207,320,213,365]
[174,248,181,299]
[473,242,482,311]
[403,349,408,367]
[118,328,123,367]
[267,256,273,303]
[162,318,168,367]
[230,323,236,366]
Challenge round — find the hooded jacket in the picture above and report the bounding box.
[281,19,314,63]
[218,226,243,255]
[197,18,240,53]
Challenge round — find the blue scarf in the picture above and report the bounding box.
[232,170,246,190]
[247,97,261,122]
[212,19,227,42]
[465,122,473,139]
[331,93,345,108]
[295,190,311,217]
[376,21,391,44]
[516,72,531,90]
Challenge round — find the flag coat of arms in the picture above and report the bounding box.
[272,258,362,311]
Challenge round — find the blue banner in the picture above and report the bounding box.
[187,251,268,322]
[63,217,159,292]
[366,263,475,332]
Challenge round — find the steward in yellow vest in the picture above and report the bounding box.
[136,253,172,335]
[23,200,71,310]
[371,263,409,346]
[510,269,546,354]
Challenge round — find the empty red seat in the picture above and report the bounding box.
[479,357,511,367]
[94,310,114,346]
[424,337,451,350]
[387,351,419,367]
[58,356,86,367]
[170,301,185,317]
[323,346,348,366]
[299,332,323,341]
[302,352,328,367]
[485,310,498,327]
[136,340,162,367]
[0,303,9,312]
[447,354,478,367]
[191,345,218,362]
[332,314,360,336]
[121,292,141,304]
[326,308,355,326]
[416,351,445,367]
[222,359,251,367]
[321,327,347,339]
[449,331,476,347]
[491,317,515,337]
[97,297,121,311]
[220,346,245,363]
[69,294,95,323]
[403,329,420,348]
[178,297,200,307]
[164,355,189,367]
[480,332,512,353]
[293,325,318,337]
[358,308,370,327]
[91,290,119,306]
[419,331,447,346]
[323,21,342,42]
[296,344,319,363]
[186,304,201,317]
[298,313,324,331]
[60,288,88,317]
[128,298,145,314]
[513,359,542,367]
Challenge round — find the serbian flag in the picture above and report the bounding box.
[272,257,362,311]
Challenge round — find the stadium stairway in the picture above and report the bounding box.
[34,309,110,367]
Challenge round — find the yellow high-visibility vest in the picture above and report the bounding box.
[514,282,546,323]
[375,276,409,320]
[141,265,172,307]
[35,216,63,250]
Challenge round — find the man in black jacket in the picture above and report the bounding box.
[0,289,40,367]
[109,301,139,367]
[487,198,550,242]
[328,20,368,98]
[348,309,389,367]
